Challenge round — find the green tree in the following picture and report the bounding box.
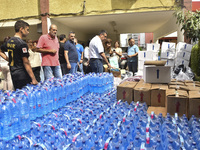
[174,8,200,77]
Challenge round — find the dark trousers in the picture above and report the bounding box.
[32,66,41,82]
[12,78,31,90]
[127,61,138,75]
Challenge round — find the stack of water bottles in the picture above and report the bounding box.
[0,72,113,143]
[0,72,200,150]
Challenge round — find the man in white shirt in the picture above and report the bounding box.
[89,30,111,73]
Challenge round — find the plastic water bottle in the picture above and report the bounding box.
[0,102,12,141]
[18,97,30,133]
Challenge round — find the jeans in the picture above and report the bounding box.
[67,63,78,74]
[60,63,68,75]
[89,59,103,73]
[77,63,83,73]
[43,66,62,80]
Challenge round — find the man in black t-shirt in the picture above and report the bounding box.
[1,20,38,90]
[64,31,79,74]
[59,34,67,75]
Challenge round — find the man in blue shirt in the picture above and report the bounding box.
[74,38,84,73]
[127,38,139,75]
[64,31,78,74]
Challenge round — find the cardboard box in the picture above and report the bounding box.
[147,43,160,52]
[166,89,188,117]
[117,81,138,104]
[151,84,168,107]
[138,60,144,70]
[160,50,176,59]
[138,51,158,61]
[161,42,176,52]
[134,82,151,105]
[161,58,175,67]
[176,42,193,53]
[176,50,191,61]
[175,58,189,67]
[189,91,200,118]
[143,65,171,84]
[168,81,185,86]
[138,51,147,60]
[110,69,121,78]
[147,106,167,117]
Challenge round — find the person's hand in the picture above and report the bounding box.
[51,49,57,54]
[80,59,83,64]
[127,55,131,58]
[31,79,38,85]
[108,63,112,68]
[67,63,71,69]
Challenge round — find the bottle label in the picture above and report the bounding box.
[117,121,122,127]
[85,125,90,132]
[72,118,82,124]
[136,101,139,106]
[60,128,67,136]
[22,135,33,147]
[93,118,97,124]
[46,124,55,130]
[63,144,71,150]
[113,129,117,137]
[12,98,16,103]
[123,114,126,122]
[53,113,58,118]
[24,92,28,96]
[17,135,22,140]
[107,107,110,112]
[128,110,131,116]
[64,114,70,120]
[39,143,47,150]
[33,122,41,127]
[99,112,104,119]
[104,137,112,150]
[146,132,150,144]
[72,133,81,142]
[117,100,121,105]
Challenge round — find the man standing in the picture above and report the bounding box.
[3,20,38,89]
[58,34,67,75]
[127,38,139,75]
[89,30,111,73]
[74,38,84,73]
[36,24,62,80]
[64,31,78,74]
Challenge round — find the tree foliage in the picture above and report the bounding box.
[173,8,200,42]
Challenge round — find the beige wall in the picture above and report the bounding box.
[0,0,39,20]
[49,0,176,17]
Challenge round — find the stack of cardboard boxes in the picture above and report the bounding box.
[175,42,193,67]
[117,79,200,118]
[137,43,159,75]
[160,42,176,67]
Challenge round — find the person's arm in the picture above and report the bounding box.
[80,51,84,64]
[22,57,38,85]
[114,48,122,57]
[128,52,138,58]
[0,49,9,62]
[100,52,111,68]
[64,50,71,69]
[32,46,56,54]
